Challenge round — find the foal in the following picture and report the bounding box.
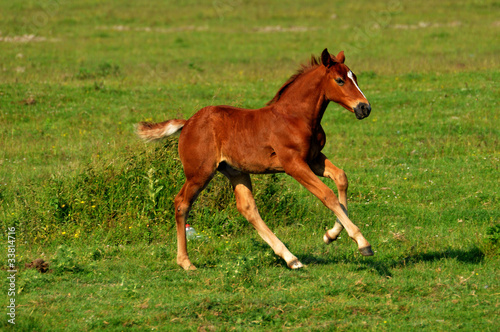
[137,49,373,270]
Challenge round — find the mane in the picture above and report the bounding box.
[266,55,322,106]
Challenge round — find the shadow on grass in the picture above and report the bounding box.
[299,254,343,266]
[396,246,485,266]
[297,246,485,278]
[296,252,396,278]
[367,246,486,278]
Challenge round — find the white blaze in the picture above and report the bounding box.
[347,71,366,99]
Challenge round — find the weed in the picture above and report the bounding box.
[486,223,500,254]
[51,245,84,275]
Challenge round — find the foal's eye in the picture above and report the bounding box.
[335,78,345,86]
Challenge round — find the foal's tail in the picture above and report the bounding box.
[135,119,187,142]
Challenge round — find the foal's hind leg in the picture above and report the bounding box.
[310,153,348,243]
[221,169,303,269]
[174,176,213,270]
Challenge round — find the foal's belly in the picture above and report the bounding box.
[219,145,284,174]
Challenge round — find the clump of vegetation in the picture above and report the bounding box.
[4,137,310,245]
[486,223,500,253]
[51,245,84,275]
[76,61,121,80]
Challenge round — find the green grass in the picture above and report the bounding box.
[1,0,499,330]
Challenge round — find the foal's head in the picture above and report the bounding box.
[320,49,371,120]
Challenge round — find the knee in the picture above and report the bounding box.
[235,192,256,217]
[336,170,348,191]
[236,199,253,215]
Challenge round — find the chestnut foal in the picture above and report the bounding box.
[137,49,373,270]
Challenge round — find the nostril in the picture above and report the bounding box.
[354,103,371,119]
[360,103,370,114]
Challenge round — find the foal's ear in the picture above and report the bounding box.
[321,48,333,67]
[336,51,345,64]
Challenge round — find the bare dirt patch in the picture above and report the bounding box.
[0,34,59,43]
[25,258,50,273]
[96,25,208,33]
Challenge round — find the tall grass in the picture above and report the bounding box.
[2,134,314,246]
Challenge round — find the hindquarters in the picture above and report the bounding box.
[177,107,221,182]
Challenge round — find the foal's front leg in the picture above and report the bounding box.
[285,159,373,256]
[309,153,348,243]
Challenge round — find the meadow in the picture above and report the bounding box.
[0,0,499,330]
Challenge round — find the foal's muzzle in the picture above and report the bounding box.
[354,103,371,120]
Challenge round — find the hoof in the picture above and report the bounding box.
[181,264,197,271]
[178,260,197,271]
[186,264,197,271]
[359,246,374,256]
[288,259,304,269]
[323,232,337,245]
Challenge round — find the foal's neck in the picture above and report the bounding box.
[272,66,329,129]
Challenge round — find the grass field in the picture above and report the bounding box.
[1,0,499,330]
